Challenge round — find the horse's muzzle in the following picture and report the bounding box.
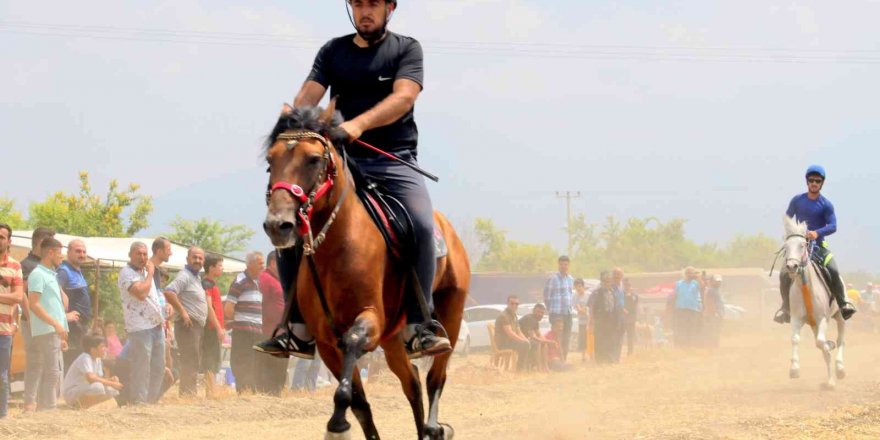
[263,212,298,248]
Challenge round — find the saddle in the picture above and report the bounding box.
[346,158,447,262]
[808,253,836,307]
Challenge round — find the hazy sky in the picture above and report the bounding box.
[3,1,879,271]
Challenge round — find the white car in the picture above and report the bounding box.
[463,303,583,351]
[462,304,507,350]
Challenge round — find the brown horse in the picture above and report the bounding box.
[263,102,470,440]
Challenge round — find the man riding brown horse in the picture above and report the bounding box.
[255,0,450,360]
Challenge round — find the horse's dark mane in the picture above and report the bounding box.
[263,105,348,155]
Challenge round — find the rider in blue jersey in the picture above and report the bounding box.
[775,165,856,323]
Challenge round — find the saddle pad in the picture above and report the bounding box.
[433,226,448,259]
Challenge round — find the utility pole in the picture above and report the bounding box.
[556,191,581,257]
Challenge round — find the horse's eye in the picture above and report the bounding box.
[307,155,323,166]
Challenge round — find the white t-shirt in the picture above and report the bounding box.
[118,265,165,332]
[62,352,102,394]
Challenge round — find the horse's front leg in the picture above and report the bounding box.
[835,315,846,380]
[814,318,836,390]
[790,317,803,379]
[326,316,377,440]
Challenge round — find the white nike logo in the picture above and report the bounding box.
[378,76,392,81]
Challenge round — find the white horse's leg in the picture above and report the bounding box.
[835,315,846,380]
[790,317,803,379]
[816,318,835,390]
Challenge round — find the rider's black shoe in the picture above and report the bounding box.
[840,303,856,321]
[405,326,452,360]
[773,308,791,324]
[253,329,316,360]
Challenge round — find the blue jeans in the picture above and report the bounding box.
[127,325,165,404]
[0,335,11,417]
[291,356,321,392]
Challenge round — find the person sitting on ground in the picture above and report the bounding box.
[62,335,123,409]
[518,303,556,371]
[543,317,569,372]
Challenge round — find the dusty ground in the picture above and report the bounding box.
[2,321,879,440]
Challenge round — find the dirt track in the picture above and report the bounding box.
[3,322,880,440]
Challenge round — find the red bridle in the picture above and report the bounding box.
[266,131,338,238]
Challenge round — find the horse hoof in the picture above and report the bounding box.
[820,382,835,391]
[442,423,455,440]
[423,424,455,440]
[836,368,846,380]
[789,369,800,379]
[325,430,352,440]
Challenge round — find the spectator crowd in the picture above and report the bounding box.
[0,223,741,416]
[493,255,729,373]
[0,223,309,415]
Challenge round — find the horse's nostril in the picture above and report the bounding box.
[279,221,295,232]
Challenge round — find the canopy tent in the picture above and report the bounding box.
[9,230,246,272]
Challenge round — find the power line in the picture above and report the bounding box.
[3,21,880,64]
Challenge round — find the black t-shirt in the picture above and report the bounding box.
[518,314,541,338]
[494,309,519,347]
[308,32,424,157]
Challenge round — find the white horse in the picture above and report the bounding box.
[782,215,846,390]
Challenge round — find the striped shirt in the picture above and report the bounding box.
[0,255,23,336]
[544,272,574,315]
[225,272,262,334]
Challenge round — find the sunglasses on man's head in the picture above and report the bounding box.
[807,178,823,184]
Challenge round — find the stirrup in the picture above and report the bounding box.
[405,321,452,360]
[253,326,316,360]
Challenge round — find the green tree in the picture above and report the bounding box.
[167,217,255,254]
[27,171,154,326]
[720,233,779,268]
[474,218,557,273]
[0,197,28,229]
[28,172,152,237]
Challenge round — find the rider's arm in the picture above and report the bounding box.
[293,80,327,108]
[343,79,421,136]
[785,196,797,218]
[816,200,837,239]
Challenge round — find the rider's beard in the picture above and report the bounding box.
[356,15,388,45]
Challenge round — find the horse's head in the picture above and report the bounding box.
[262,101,347,248]
[783,215,810,275]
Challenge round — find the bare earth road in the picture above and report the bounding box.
[3,323,879,440]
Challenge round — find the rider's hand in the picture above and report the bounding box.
[181,311,193,328]
[806,231,819,241]
[338,121,363,142]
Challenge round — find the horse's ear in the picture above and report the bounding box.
[280,103,294,116]
[319,98,337,125]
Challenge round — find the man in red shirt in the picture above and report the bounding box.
[201,254,226,398]
[258,251,287,395]
[0,224,24,418]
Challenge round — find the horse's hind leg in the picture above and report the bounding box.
[325,321,371,439]
[815,318,836,390]
[382,339,425,439]
[835,315,846,380]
